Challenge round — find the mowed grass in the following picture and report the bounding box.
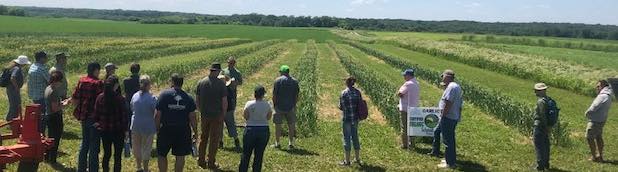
[472,42,618,70]
[364,43,618,171]
[0,16,339,42]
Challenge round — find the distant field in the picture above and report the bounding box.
[0,16,339,42]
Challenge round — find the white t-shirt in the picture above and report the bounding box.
[244,100,272,126]
[439,82,463,121]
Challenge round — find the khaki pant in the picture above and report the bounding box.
[199,115,224,164]
[586,121,605,140]
[400,111,414,148]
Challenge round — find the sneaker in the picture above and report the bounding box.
[271,144,281,149]
[354,159,363,165]
[437,162,456,169]
[198,160,208,169]
[339,161,351,166]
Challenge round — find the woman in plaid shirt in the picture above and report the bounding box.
[338,76,363,166]
[93,75,129,172]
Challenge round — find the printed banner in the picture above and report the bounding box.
[407,107,442,137]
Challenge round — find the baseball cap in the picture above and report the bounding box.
[279,65,290,73]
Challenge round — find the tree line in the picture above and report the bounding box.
[4,5,618,40]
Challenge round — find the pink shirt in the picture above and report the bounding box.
[398,78,420,112]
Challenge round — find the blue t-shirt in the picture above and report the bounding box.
[131,91,157,135]
[156,88,196,128]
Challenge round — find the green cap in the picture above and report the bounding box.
[279,65,290,73]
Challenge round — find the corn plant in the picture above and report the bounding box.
[295,40,319,137]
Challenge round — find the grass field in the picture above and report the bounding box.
[0,16,617,171]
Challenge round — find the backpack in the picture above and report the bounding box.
[543,97,560,127]
[356,92,369,121]
[0,68,11,87]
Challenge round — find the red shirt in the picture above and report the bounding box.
[93,93,128,132]
[72,76,103,121]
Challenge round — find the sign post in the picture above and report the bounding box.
[407,107,442,137]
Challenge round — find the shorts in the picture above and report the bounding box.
[273,108,296,125]
[157,126,192,156]
[586,121,605,140]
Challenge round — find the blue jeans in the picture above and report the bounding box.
[33,99,46,134]
[441,118,458,167]
[533,126,550,170]
[342,120,360,152]
[239,126,269,172]
[78,119,101,172]
[431,121,443,155]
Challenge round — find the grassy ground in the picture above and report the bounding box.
[0,16,339,42]
[471,42,618,70]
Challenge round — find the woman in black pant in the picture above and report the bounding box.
[239,85,272,172]
[93,75,129,172]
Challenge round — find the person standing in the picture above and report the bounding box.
[49,53,69,100]
[272,65,300,149]
[436,70,463,169]
[397,69,420,150]
[131,75,157,172]
[156,73,198,172]
[93,76,128,172]
[28,51,50,133]
[72,62,104,172]
[220,57,242,151]
[585,80,613,162]
[338,76,363,166]
[239,85,272,172]
[4,55,30,123]
[533,83,552,171]
[124,63,141,157]
[196,63,228,169]
[104,63,117,80]
[44,70,68,164]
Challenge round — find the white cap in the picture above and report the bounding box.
[14,55,31,65]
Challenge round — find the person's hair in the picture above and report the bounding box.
[87,62,101,77]
[35,51,47,62]
[599,80,609,88]
[4,61,18,70]
[254,85,266,99]
[49,70,64,84]
[345,76,356,87]
[139,75,151,93]
[103,75,120,114]
[130,63,140,74]
[228,56,236,63]
[171,73,184,87]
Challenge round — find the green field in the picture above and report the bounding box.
[1,16,617,171]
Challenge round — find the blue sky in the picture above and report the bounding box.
[1,0,616,25]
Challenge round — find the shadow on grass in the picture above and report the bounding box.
[356,163,386,172]
[602,160,618,166]
[49,162,76,172]
[282,147,319,156]
[61,131,81,140]
[457,160,487,172]
[412,147,433,155]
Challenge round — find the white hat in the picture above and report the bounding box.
[534,83,548,90]
[14,55,31,65]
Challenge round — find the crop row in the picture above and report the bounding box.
[295,40,319,136]
[328,41,401,129]
[461,35,618,52]
[345,40,570,145]
[380,38,617,97]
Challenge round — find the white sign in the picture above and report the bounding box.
[407,107,442,137]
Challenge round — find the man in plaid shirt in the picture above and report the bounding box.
[28,51,50,132]
[71,62,104,172]
[338,76,363,166]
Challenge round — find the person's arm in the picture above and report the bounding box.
[71,81,82,106]
[189,111,198,140]
[154,110,161,132]
[237,72,243,86]
[195,83,201,112]
[243,108,250,120]
[397,84,407,98]
[441,100,452,118]
[10,69,18,88]
[272,81,278,105]
[266,108,273,120]
[222,96,228,116]
[586,95,607,116]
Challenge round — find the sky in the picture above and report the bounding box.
[1,0,617,25]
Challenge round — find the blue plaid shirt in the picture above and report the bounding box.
[339,87,362,122]
[28,63,50,100]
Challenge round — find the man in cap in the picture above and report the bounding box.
[533,83,552,171]
[104,63,118,80]
[436,69,463,169]
[196,63,228,169]
[28,51,50,133]
[5,55,30,124]
[397,68,420,150]
[272,65,300,149]
[220,57,242,150]
[585,80,612,162]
